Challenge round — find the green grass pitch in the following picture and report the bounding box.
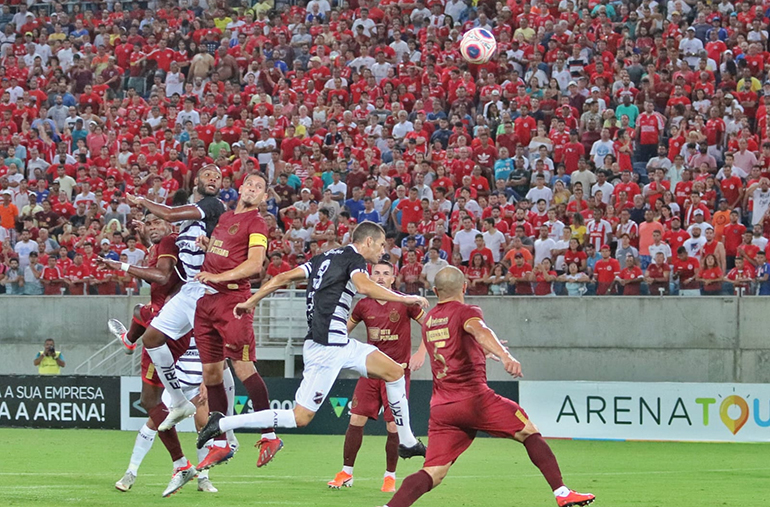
[1,428,766,506]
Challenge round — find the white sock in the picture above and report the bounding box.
[222,366,238,444]
[384,471,396,479]
[173,457,188,469]
[343,466,354,475]
[554,486,570,497]
[385,376,418,448]
[146,344,187,407]
[196,447,210,479]
[219,409,297,433]
[126,423,156,474]
[223,366,236,416]
[261,431,277,440]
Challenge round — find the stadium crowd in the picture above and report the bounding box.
[1,0,770,296]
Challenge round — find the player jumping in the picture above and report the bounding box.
[125,165,232,432]
[197,222,429,461]
[99,214,201,497]
[379,266,595,507]
[114,337,238,494]
[192,172,282,470]
[328,260,427,492]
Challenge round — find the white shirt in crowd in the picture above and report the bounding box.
[453,228,481,262]
[483,229,506,262]
[534,237,557,265]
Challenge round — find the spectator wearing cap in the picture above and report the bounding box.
[98,238,119,262]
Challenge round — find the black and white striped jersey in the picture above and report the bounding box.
[176,337,203,388]
[175,196,226,282]
[300,245,368,346]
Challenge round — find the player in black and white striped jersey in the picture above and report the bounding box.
[116,337,239,494]
[198,222,430,460]
[126,164,228,432]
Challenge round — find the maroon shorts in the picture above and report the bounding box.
[350,371,411,422]
[195,291,255,364]
[424,389,529,467]
[133,303,158,328]
[141,332,192,387]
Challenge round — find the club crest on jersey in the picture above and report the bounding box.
[389,309,400,323]
[228,223,240,235]
[313,391,324,405]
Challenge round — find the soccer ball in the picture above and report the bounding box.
[460,28,497,64]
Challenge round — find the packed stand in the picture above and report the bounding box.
[1,0,770,296]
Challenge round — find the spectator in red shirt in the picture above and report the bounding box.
[593,244,620,295]
[507,253,533,295]
[617,254,643,295]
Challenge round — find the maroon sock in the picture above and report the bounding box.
[242,372,274,433]
[385,431,399,473]
[523,433,564,491]
[126,320,145,344]
[386,469,433,507]
[343,424,364,468]
[148,403,184,461]
[206,382,229,442]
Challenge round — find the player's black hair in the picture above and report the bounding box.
[171,189,189,206]
[352,221,385,243]
[374,258,394,272]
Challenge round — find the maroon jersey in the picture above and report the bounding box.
[202,209,268,293]
[350,298,424,365]
[147,232,183,310]
[422,300,488,406]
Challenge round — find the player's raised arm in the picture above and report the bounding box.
[464,318,522,378]
[233,266,309,317]
[351,271,429,308]
[127,194,204,223]
[96,255,176,285]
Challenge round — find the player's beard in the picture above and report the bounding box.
[240,193,265,209]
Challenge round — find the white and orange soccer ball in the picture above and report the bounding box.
[459,28,497,64]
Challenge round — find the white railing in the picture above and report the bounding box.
[75,338,142,376]
[75,289,307,376]
[253,288,306,346]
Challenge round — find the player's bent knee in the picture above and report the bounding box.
[349,414,368,427]
[385,421,397,433]
[142,327,166,348]
[202,362,225,384]
[514,421,540,443]
[424,465,451,487]
[231,360,256,380]
[293,405,316,427]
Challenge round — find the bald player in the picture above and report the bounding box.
[379,266,595,507]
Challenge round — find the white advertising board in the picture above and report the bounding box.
[519,381,770,442]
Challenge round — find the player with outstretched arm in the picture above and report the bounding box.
[197,222,429,461]
[379,266,595,507]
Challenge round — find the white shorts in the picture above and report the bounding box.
[161,385,201,407]
[151,283,206,340]
[295,339,377,413]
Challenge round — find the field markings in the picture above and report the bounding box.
[2,466,770,482]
